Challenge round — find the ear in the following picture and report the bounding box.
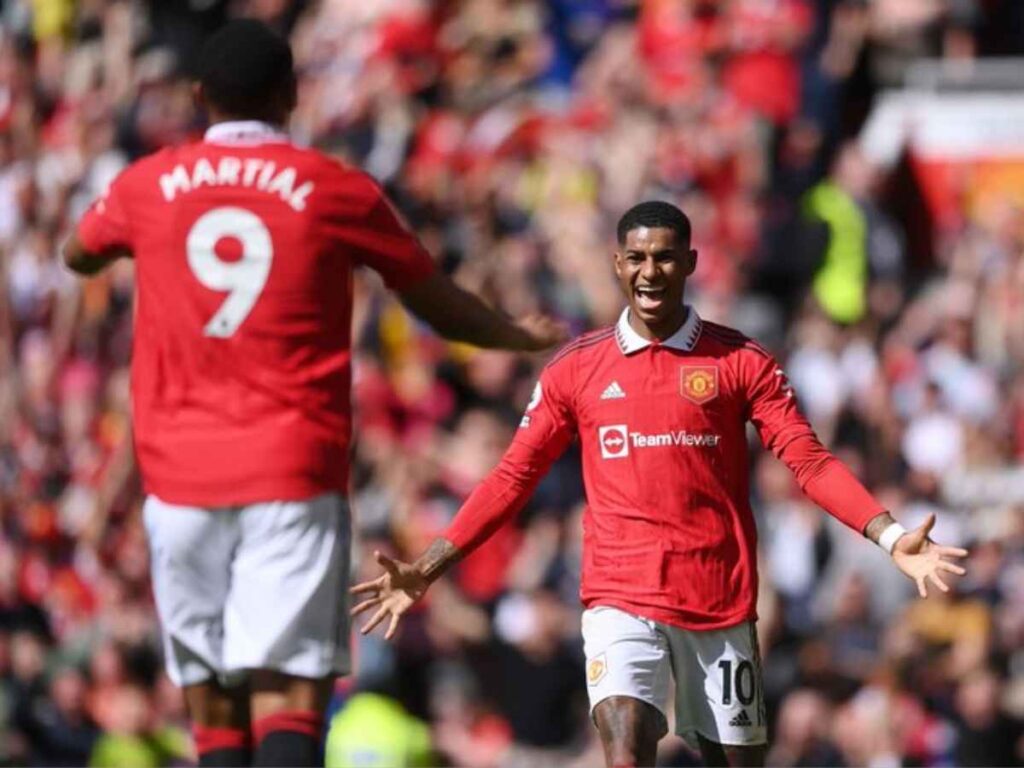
[613,250,624,279]
[684,248,698,276]
[285,73,299,113]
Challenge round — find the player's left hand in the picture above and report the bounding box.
[349,551,431,640]
[891,513,968,598]
[514,313,570,351]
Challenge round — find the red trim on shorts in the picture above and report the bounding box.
[192,725,251,755]
[252,710,322,743]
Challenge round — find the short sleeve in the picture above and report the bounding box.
[326,171,436,291]
[76,167,134,254]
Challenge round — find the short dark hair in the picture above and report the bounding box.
[198,19,294,120]
[616,201,692,246]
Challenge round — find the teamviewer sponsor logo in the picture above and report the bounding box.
[599,425,630,459]
[598,424,722,459]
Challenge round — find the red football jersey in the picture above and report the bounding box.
[76,122,436,506]
[445,308,884,629]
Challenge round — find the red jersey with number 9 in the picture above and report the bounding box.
[76,122,436,506]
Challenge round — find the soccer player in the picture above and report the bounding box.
[350,201,969,768]
[62,19,564,768]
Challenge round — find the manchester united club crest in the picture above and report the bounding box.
[587,654,608,686]
[680,366,718,405]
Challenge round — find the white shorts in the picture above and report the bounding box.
[581,606,767,748]
[144,493,350,687]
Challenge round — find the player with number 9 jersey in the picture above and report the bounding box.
[64,19,566,768]
[76,120,432,507]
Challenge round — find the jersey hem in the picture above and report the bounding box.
[583,597,756,632]
[143,480,346,509]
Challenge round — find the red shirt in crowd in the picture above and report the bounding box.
[76,121,436,506]
[446,308,884,629]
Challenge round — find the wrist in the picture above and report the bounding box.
[878,522,908,555]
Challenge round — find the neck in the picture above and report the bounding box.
[628,305,689,342]
[208,111,285,130]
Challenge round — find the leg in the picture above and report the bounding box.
[581,607,672,768]
[594,696,664,767]
[143,497,244,765]
[696,734,766,767]
[669,621,768,768]
[185,680,251,767]
[227,494,350,767]
[250,671,334,767]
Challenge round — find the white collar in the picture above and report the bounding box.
[204,121,289,145]
[614,305,702,355]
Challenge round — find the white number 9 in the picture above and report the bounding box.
[186,206,273,337]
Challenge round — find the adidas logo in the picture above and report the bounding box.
[600,381,626,400]
[729,710,752,727]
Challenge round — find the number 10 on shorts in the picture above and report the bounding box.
[717,659,756,708]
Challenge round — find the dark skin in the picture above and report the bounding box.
[61,75,566,743]
[352,225,968,768]
[613,225,696,342]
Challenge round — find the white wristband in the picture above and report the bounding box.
[878,522,908,554]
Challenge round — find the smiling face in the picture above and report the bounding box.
[614,226,697,340]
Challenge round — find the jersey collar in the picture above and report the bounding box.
[614,305,702,355]
[204,121,290,145]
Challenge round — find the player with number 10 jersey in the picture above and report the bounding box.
[76,121,432,506]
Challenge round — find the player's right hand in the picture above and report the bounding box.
[515,313,569,351]
[350,551,431,640]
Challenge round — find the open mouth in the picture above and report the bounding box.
[635,285,667,312]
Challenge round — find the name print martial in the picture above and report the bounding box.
[159,158,314,212]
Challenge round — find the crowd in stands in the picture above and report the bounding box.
[0,0,1022,765]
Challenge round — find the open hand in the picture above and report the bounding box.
[350,551,431,640]
[515,314,569,351]
[892,513,968,598]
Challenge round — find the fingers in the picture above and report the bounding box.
[937,560,966,576]
[915,576,927,598]
[385,611,401,641]
[350,597,381,618]
[927,572,950,593]
[917,512,936,537]
[375,550,401,576]
[939,546,969,558]
[360,605,389,635]
[350,577,383,595]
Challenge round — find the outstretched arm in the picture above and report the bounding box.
[352,365,577,638]
[399,271,566,352]
[350,440,560,638]
[62,232,131,276]
[745,349,968,597]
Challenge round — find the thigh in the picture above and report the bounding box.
[594,696,664,768]
[225,494,350,679]
[581,606,672,737]
[144,496,237,686]
[667,621,767,751]
[249,670,334,724]
[184,679,250,729]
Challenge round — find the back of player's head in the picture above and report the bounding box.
[198,19,295,122]
[616,201,692,247]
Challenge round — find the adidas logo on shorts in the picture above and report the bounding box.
[729,709,752,727]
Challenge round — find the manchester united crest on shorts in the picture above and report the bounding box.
[680,366,718,404]
[587,654,608,686]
